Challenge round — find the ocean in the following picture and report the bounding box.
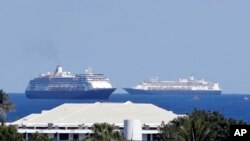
[7,93,250,123]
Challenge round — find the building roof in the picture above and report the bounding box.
[12,101,181,127]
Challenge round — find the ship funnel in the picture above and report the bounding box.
[55,66,63,74]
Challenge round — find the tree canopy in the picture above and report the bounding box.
[0,125,23,141]
[84,123,124,141]
[159,109,246,141]
[31,132,52,141]
[0,89,14,126]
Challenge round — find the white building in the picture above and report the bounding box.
[11,101,182,141]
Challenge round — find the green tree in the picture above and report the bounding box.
[159,109,246,141]
[188,109,246,140]
[0,125,23,141]
[176,117,211,141]
[84,123,124,141]
[31,132,52,141]
[0,89,14,126]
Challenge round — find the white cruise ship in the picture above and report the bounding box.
[124,76,222,95]
[25,66,116,99]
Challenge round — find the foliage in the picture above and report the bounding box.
[176,117,211,141]
[188,109,246,140]
[0,125,23,141]
[159,117,184,141]
[84,123,124,141]
[159,109,246,141]
[0,89,14,126]
[31,132,52,141]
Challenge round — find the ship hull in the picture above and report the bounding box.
[25,88,116,99]
[124,88,221,95]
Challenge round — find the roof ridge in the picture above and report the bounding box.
[53,104,95,123]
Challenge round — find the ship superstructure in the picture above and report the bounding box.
[124,76,222,95]
[25,66,115,99]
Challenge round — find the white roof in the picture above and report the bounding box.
[13,101,181,127]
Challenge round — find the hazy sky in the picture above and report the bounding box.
[0,1,249,93]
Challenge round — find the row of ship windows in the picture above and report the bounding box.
[36,77,107,80]
[30,79,107,83]
[143,83,214,86]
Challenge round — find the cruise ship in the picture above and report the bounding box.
[25,66,116,99]
[124,76,222,95]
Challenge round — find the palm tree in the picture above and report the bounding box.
[0,89,14,126]
[84,123,124,141]
[176,117,211,141]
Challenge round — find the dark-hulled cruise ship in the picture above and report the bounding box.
[124,76,222,95]
[25,66,116,99]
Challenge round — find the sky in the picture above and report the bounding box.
[0,0,249,94]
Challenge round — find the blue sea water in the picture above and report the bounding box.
[7,93,250,123]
